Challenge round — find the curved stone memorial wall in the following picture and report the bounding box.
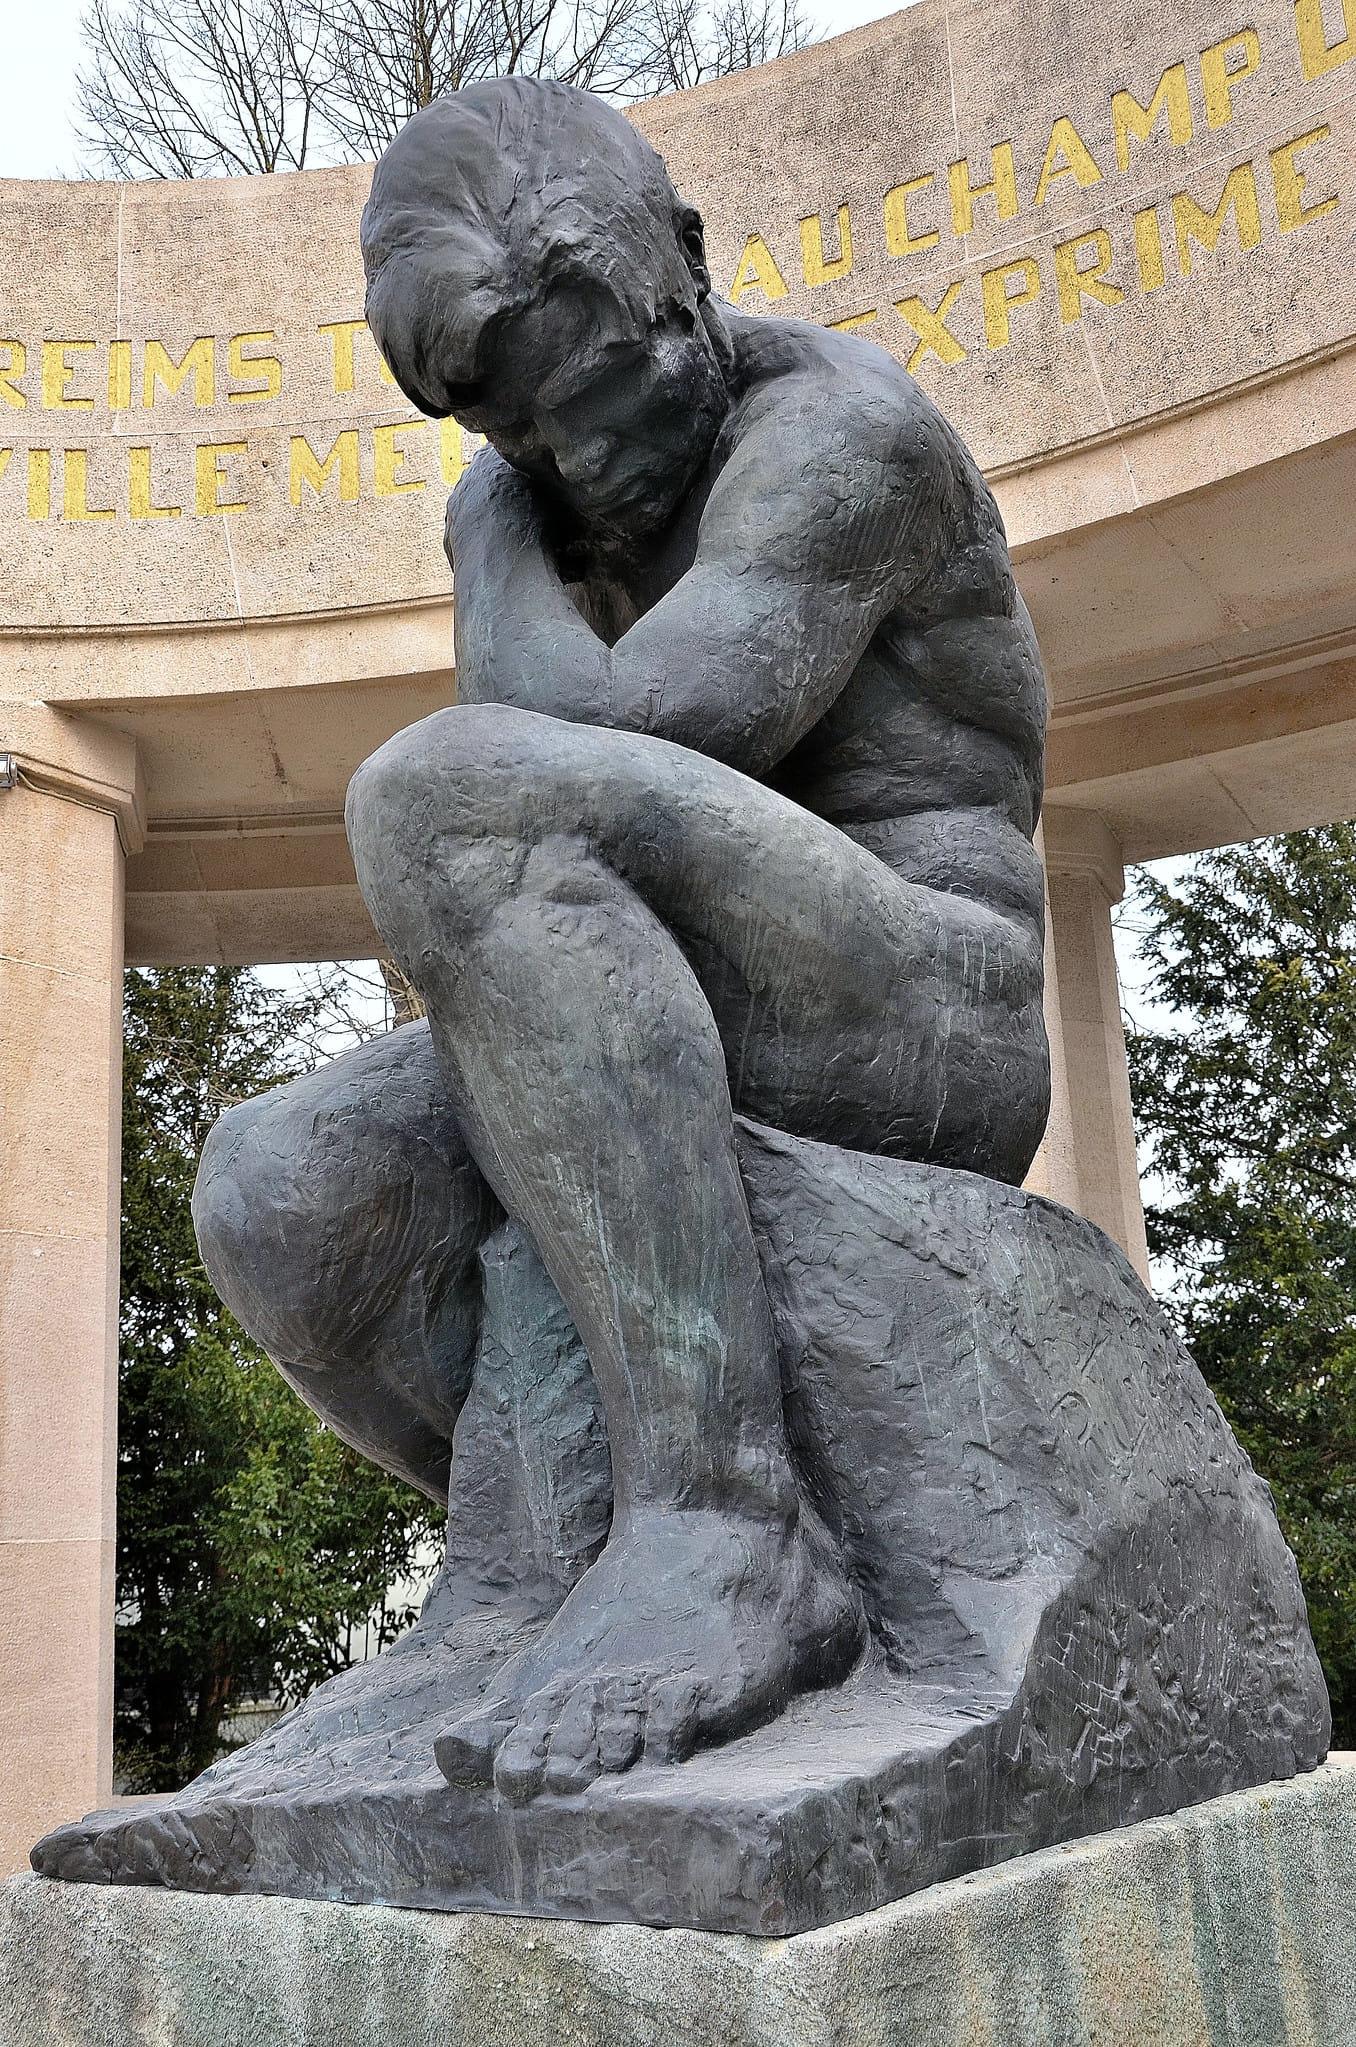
[0,0,1350,671]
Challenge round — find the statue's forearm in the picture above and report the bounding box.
[449,464,618,722]
[447,458,849,769]
[453,542,614,722]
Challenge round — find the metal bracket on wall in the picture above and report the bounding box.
[0,754,18,788]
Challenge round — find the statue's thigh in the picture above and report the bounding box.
[193,1020,500,1500]
[351,706,1048,1181]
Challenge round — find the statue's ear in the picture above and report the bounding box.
[678,207,711,302]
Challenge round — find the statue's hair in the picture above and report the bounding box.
[361,78,708,417]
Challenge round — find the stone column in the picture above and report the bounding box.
[1039,807,1150,1282]
[0,706,142,1874]
[1022,819,1083,1219]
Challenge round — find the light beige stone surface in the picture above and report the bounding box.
[0,767,127,1876]
[4,1760,1356,2046]
[1042,810,1150,1280]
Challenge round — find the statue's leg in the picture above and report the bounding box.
[346,706,1045,1797]
[193,1020,501,1503]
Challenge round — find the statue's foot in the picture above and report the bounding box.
[434,1506,863,1801]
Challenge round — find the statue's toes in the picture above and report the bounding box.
[30,1816,115,1882]
[594,1674,646,1775]
[542,1681,605,1795]
[541,1672,646,1794]
[438,1669,700,1802]
[434,1705,509,1787]
[642,1674,711,1765]
[491,1688,561,1803]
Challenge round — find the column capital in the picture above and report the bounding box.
[0,701,144,857]
[1041,805,1125,905]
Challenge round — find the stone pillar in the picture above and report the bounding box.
[1039,807,1150,1282]
[0,706,142,1874]
[1022,819,1083,1219]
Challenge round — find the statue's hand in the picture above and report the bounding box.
[448,447,615,725]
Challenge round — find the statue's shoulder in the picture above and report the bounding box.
[720,306,976,490]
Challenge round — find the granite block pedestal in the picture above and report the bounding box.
[7,1759,1356,2046]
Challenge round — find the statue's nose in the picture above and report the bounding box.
[551,434,613,487]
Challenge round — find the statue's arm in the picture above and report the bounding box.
[449,395,953,775]
[449,452,613,728]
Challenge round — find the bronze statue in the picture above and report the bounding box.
[34,80,1327,1932]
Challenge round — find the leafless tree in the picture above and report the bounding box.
[632,0,811,94]
[78,0,330,175]
[77,0,817,176]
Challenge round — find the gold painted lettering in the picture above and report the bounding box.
[63,448,115,521]
[1034,117,1103,203]
[948,146,1018,235]
[319,318,366,394]
[1271,123,1338,227]
[374,421,427,497]
[108,340,132,411]
[146,338,216,408]
[800,207,853,286]
[27,448,49,520]
[1112,63,1193,169]
[0,340,25,409]
[828,309,879,331]
[1053,229,1125,322]
[290,430,359,503]
[1200,29,1262,127]
[728,234,789,304]
[1172,162,1263,272]
[1294,0,1353,77]
[440,418,484,489]
[129,446,179,520]
[981,259,1041,348]
[0,450,10,486]
[894,282,967,370]
[883,175,940,256]
[1134,206,1167,290]
[196,440,246,514]
[229,331,283,403]
[41,340,95,411]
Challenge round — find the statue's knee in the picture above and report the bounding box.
[348,704,590,869]
[348,703,528,843]
[192,1086,321,1351]
[193,1027,486,1373]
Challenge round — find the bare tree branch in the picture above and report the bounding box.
[78,0,817,177]
[78,0,332,174]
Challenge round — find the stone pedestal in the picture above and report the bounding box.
[6,1759,1356,2045]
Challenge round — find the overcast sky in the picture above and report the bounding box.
[0,0,910,178]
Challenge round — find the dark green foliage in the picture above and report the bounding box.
[1126,826,1356,1740]
[116,967,444,1792]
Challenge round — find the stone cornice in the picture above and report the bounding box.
[0,702,145,856]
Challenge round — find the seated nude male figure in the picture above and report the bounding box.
[199,78,1050,1802]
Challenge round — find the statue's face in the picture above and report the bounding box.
[450,281,728,541]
